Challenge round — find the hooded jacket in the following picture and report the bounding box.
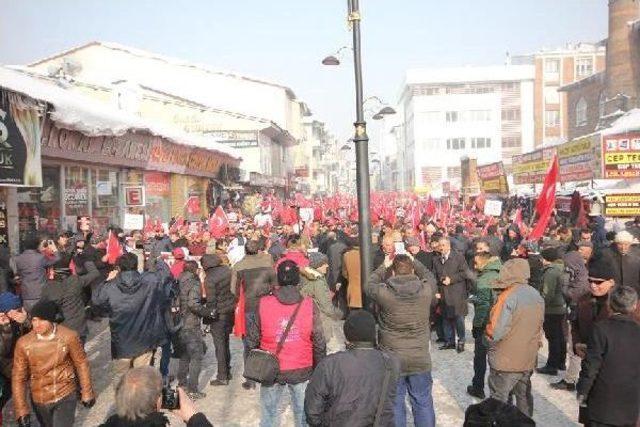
[299,267,344,339]
[178,270,211,332]
[472,257,501,329]
[365,274,436,375]
[230,252,277,313]
[541,260,567,315]
[201,254,236,315]
[92,261,171,359]
[561,251,590,303]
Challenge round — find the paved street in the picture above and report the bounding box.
[3,308,580,426]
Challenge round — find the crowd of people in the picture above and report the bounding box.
[0,194,638,427]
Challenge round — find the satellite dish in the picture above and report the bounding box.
[62,58,82,77]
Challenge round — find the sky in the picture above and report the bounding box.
[0,0,608,147]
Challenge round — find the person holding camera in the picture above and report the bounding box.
[12,300,95,427]
[99,366,213,427]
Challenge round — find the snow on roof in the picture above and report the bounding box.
[29,41,297,99]
[0,66,240,161]
[405,65,535,86]
[601,108,640,136]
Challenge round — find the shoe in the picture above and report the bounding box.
[187,391,206,400]
[439,343,456,350]
[210,379,230,386]
[435,338,445,343]
[241,380,256,390]
[457,342,465,353]
[536,366,558,376]
[550,379,576,391]
[466,385,485,399]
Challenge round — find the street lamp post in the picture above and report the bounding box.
[348,0,373,306]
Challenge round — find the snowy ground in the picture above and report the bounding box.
[3,307,580,426]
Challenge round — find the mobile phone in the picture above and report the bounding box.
[161,386,180,410]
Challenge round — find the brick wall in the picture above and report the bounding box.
[565,75,606,140]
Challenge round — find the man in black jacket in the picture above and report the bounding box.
[92,253,172,381]
[577,286,640,427]
[201,254,236,386]
[305,311,399,427]
[601,230,640,293]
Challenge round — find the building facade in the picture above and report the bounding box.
[514,43,606,147]
[560,0,640,140]
[397,65,535,191]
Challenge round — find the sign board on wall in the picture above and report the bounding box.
[484,199,503,217]
[602,132,640,179]
[476,162,509,194]
[604,193,640,217]
[123,213,144,230]
[125,186,145,207]
[557,135,601,182]
[0,201,7,247]
[512,147,556,185]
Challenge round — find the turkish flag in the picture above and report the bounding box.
[186,196,201,216]
[106,231,123,265]
[233,280,246,337]
[529,154,559,240]
[208,206,229,239]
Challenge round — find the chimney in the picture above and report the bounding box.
[605,0,640,110]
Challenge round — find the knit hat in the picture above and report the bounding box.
[491,258,530,289]
[614,230,635,244]
[343,310,376,344]
[588,257,616,281]
[540,247,561,262]
[0,292,21,313]
[31,300,63,323]
[405,236,421,248]
[277,260,300,287]
[308,252,329,270]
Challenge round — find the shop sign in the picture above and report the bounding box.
[557,135,601,182]
[0,90,43,186]
[144,172,170,197]
[602,132,640,179]
[64,187,88,210]
[512,147,556,185]
[0,201,8,247]
[123,213,144,230]
[96,181,112,196]
[604,193,640,217]
[476,161,509,194]
[556,196,572,213]
[125,186,145,207]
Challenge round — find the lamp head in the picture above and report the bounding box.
[322,56,340,66]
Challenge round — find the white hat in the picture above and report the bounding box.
[614,230,635,244]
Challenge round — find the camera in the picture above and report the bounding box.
[161,386,180,410]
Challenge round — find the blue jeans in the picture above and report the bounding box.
[260,382,307,427]
[160,341,171,378]
[443,315,465,345]
[394,372,435,427]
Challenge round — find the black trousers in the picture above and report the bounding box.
[33,392,77,427]
[471,327,488,390]
[177,330,205,392]
[543,314,566,370]
[210,314,233,381]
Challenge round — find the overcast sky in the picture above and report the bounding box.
[1,0,607,145]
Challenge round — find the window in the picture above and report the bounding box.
[544,87,560,104]
[576,97,588,126]
[470,110,491,121]
[502,136,522,148]
[424,87,440,96]
[544,58,560,74]
[501,108,521,121]
[446,111,459,122]
[447,166,461,179]
[419,111,441,123]
[420,139,441,151]
[471,137,492,149]
[446,138,466,150]
[598,92,606,118]
[545,110,560,127]
[501,82,517,91]
[576,57,593,78]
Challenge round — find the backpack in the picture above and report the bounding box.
[464,398,535,426]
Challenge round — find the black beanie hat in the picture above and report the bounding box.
[588,256,616,281]
[277,260,300,287]
[343,310,376,344]
[31,300,63,323]
[540,247,561,262]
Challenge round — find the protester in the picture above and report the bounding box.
[602,230,640,292]
[99,366,213,427]
[0,293,29,418]
[246,260,326,427]
[304,310,399,426]
[577,286,640,427]
[485,258,544,417]
[342,235,363,310]
[12,300,95,427]
[201,253,236,387]
[366,254,437,427]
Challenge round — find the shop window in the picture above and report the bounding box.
[144,172,171,223]
[17,166,61,241]
[64,166,90,219]
[92,168,119,232]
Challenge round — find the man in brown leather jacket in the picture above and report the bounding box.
[12,300,95,427]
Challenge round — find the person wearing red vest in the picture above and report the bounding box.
[246,260,326,427]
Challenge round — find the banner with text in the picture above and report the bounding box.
[476,161,509,194]
[512,147,556,185]
[604,193,640,217]
[602,132,640,179]
[557,134,601,182]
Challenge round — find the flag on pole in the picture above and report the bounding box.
[208,206,229,239]
[529,154,559,240]
[106,230,123,265]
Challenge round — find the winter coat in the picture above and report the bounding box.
[541,261,567,315]
[561,251,590,303]
[450,233,470,257]
[472,258,501,329]
[342,247,362,309]
[99,412,213,427]
[149,236,173,259]
[0,320,29,379]
[571,294,611,347]
[577,314,640,426]
[178,271,211,332]
[327,240,347,290]
[201,254,236,315]
[246,286,326,384]
[486,284,544,372]
[591,216,608,251]
[299,267,344,339]
[92,261,171,359]
[365,274,436,375]
[10,249,60,301]
[230,253,276,313]
[601,246,640,293]
[527,254,544,291]
[304,344,400,427]
[40,261,100,338]
[432,251,472,317]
